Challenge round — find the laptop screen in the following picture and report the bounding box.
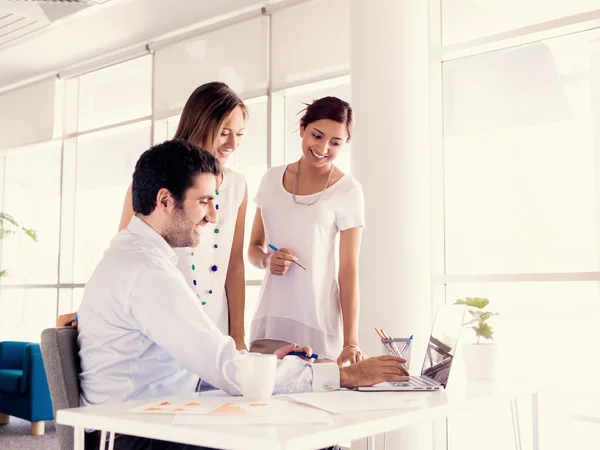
[420,304,466,387]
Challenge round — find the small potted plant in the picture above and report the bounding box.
[454,297,498,381]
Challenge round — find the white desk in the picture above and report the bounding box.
[569,394,600,424]
[57,383,539,450]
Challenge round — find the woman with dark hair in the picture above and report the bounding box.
[248,96,365,365]
[118,82,249,350]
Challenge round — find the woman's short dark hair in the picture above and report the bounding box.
[132,139,221,215]
[299,96,353,142]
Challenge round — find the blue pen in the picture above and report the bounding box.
[267,244,307,270]
[288,350,319,360]
[400,335,413,355]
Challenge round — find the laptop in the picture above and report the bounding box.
[358,304,467,392]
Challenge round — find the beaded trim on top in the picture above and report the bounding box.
[190,184,222,306]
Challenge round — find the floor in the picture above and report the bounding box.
[0,416,58,449]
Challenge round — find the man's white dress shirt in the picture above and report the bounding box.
[78,216,340,407]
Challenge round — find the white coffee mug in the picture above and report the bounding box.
[222,353,277,401]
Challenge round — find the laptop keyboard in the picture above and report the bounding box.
[391,376,439,388]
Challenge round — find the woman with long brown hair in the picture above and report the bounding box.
[118,82,249,350]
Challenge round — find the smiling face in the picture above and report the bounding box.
[203,105,246,166]
[299,119,348,169]
[163,172,217,248]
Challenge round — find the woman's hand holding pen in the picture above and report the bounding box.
[265,248,298,276]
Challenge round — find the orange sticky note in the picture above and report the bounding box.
[173,408,186,412]
[186,402,200,406]
[145,407,163,411]
[159,402,171,406]
[250,403,267,407]
[211,403,247,415]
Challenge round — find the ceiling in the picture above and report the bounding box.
[0,0,110,48]
[0,0,288,91]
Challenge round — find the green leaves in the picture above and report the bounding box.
[454,297,498,343]
[472,323,494,341]
[455,297,489,309]
[0,213,37,242]
[0,213,37,278]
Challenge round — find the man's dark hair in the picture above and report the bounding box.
[132,139,221,215]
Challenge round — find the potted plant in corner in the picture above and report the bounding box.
[454,297,499,381]
[0,212,37,279]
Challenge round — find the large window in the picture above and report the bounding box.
[0,56,154,335]
[442,25,600,450]
[72,122,151,282]
[76,57,152,132]
[444,35,600,274]
[228,97,268,282]
[1,141,61,286]
[0,140,61,342]
[56,56,154,314]
[0,289,57,342]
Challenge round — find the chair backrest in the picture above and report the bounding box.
[40,327,81,450]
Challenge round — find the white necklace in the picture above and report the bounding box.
[292,159,334,206]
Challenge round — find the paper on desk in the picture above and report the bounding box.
[171,400,333,426]
[277,390,434,414]
[128,398,278,416]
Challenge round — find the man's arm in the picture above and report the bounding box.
[128,261,409,394]
[128,261,339,395]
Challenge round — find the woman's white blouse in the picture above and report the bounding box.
[174,169,246,334]
[251,165,365,360]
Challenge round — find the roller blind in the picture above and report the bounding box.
[153,17,267,120]
[0,78,56,150]
[271,0,350,91]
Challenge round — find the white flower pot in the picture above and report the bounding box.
[461,343,498,381]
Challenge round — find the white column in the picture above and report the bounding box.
[350,0,441,449]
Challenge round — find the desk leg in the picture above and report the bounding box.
[510,398,522,450]
[366,435,375,450]
[74,426,85,450]
[100,430,107,450]
[108,431,116,450]
[532,393,539,450]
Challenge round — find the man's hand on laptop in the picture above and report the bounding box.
[339,356,409,388]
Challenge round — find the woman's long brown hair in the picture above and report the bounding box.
[174,81,248,150]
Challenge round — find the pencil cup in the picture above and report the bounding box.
[381,338,412,371]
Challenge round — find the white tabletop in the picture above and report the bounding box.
[567,393,600,424]
[57,383,537,450]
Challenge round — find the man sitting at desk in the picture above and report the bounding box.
[77,140,408,450]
